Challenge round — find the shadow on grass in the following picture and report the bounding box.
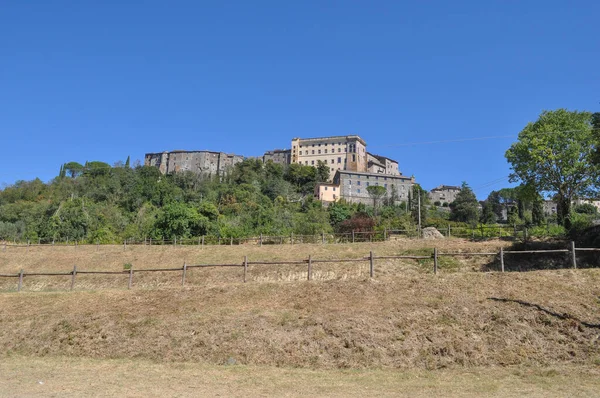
[488,297,600,329]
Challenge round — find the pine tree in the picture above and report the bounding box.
[125,156,130,168]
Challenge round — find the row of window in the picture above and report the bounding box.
[304,157,347,166]
[299,148,346,155]
[347,181,407,190]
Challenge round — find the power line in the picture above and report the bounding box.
[369,135,515,148]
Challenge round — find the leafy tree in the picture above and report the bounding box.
[480,199,496,224]
[366,185,387,216]
[574,203,598,215]
[408,184,428,226]
[505,109,598,229]
[449,182,479,225]
[316,161,330,183]
[64,162,84,178]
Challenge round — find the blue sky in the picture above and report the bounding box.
[1,1,598,198]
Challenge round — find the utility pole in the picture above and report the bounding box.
[417,192,422,235]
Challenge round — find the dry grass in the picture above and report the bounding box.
[2,357,600,397]
[0,239,513,291]
[1,266,599,369]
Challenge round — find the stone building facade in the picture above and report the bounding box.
[428,185,461,205]
[332,170,414,206]
[144,150,244,177]
[367,153,400,175]
[291,135,368,181]
[262,149,291,165]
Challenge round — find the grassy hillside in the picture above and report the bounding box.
[1,239,599,371]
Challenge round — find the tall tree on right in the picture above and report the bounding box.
[505,109,598,229]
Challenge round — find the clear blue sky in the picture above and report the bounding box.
[1,1,598,198]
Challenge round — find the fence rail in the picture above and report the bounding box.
[1,241,598,293]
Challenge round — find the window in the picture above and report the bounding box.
[357,189,361,194]
[305,161,309,165]
[312,150,315,154]
[299,151,302,155]
[366,182,370,187]
[338,148,341,152]
[330,159,334,164]
[318,150,321,154]
[384,184,388,188]
[325,187,328,191]
[311,160,315,165]
[352,154,356,162]
[348,180,352,185]
[324,149,328,154]
[333,187,336,191]
[357,181,361,186]
[337,157,341,163]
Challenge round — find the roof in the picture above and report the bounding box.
[334,170,414,182]
[292,135,367,146]
[367,152,399,164]
[431,185,461,192]
[145,150,243,157]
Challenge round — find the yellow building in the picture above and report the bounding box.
[314,183,340,203]
[291,135,367,181]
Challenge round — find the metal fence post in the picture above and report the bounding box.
[571,241,577,269]
[500,247,504,272]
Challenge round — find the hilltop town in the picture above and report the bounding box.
[145,134,441,206]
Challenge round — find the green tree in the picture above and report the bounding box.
[64,162,84,178]
[449,182,479,225]
[125,156,130,168]
[505,109,598,229]
[480,199,496,224]
[316,161,330,182]
[366,185,387,216]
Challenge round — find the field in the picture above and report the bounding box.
[1,239,599,396]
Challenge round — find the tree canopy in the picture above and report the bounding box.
[505,109,599,228]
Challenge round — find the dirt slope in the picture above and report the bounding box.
[1,264,599,369]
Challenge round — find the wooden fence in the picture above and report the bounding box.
[1,242,598,293]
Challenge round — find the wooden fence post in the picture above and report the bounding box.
[352,231,355,243]
[369,251,374,278]
[71,265,77,290]
[123,240,126,250]
[128,266,133,289]
[322,231,325,244]
[182,262,187,286]
[259,234,263,247]
[291,233,293,245]
[230,237,233,246]
[243,256,248,283]
[202,235,205,248]
[571,241,577,269]
[384,228,387,241]
[433,248,438,274]
[18,269,24,292]
[500,247,504,272]
[308,255,312,281]
[448,225,451,237]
